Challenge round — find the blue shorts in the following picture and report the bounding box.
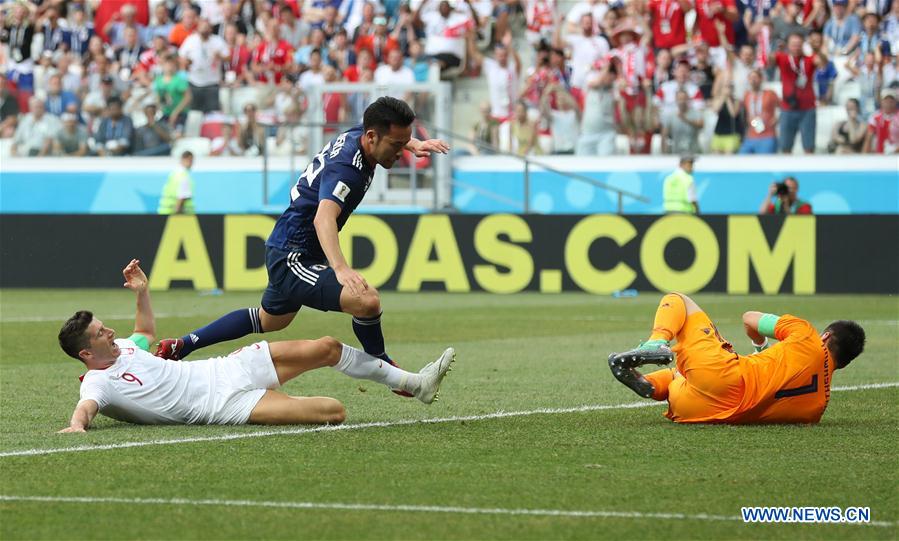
[779,109,816,153]
[738,136,777,154]
[261,247,343,315]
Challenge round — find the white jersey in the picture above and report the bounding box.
[178,33,229,87]
[483,57,519,119]
[78,339,279,425]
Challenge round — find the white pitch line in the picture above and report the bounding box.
[831,382,899,392]
[0,495,894,528]
[0,312,197,323]
[1,382,896,459]
[0,402,657,458]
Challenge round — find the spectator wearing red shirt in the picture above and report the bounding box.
[771,33,817,153]
[223,23,253,85]
[135,35,171,85]
[865,93,899,153]
[694,0,738,47]
[95,0,149,44]
[610,20,653,154]
[343,48,375,82]
[355,16,400,64]
[647,0,691,49]
[739,68,779,154]
[251,20,293,84]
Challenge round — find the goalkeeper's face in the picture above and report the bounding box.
[368,124,413,169]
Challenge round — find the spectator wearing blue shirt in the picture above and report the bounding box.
[406,40,430,82]
[814,52,838,104]
[94,97,134,156]
[40,7,69,54]
[146,3,175,43]
[823,0,861,55]
[858,12,889,60]
[44,74,79,117]
[103,4,147,48]
[66,8,94,57]
[742,0,778,25]
[295,28,328,67]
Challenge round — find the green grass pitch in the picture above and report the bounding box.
[1,290,896,540]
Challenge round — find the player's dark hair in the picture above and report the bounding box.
[58,311,93,361]
[363,97,415,135]
[824,320,866,369]
[181,150,193,159]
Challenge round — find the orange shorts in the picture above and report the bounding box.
[665,312,745,422]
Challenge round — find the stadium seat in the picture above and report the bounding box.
[698,108,718,153]
[538,134,553,154]
[130,110,148,128]
[650,133,662,155]
[199,114,238,140]
[184,111,204,138]
[439,46,467,80]
[229,86,261,115]
[815,104,848,151]
[614,134,629,154]
[497,120,511,153]
[0,138,12,159]
[834,80,861,107]
[219,87,232,116]
[170,137,212,157]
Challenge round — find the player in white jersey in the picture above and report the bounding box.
[57,259,455,433]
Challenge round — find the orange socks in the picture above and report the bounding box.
[644,368,675,401]
[649,293,686,343]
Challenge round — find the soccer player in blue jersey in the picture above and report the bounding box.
[156,97,451,397]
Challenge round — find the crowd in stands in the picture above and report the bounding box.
[0,0,896,158]
[472,0,898,155]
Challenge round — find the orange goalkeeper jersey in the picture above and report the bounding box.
[731,315,835,424]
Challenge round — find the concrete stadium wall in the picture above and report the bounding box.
[0,155,897,214]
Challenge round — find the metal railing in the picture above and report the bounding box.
[257,119,650,214]
[420,123,651,214]
[258,120,435,209]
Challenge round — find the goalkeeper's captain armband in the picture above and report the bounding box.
[757,314,781,339]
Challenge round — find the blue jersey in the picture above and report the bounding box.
[267,125,376,261]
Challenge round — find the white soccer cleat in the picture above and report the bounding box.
[415,347,455,405]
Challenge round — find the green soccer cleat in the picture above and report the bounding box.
[607,341,674,399]
[607,355,656,399]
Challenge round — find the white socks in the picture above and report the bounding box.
[333,345,419,394]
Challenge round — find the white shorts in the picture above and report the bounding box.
[207,341,280,425]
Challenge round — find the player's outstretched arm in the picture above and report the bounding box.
[743,311,781,352]
[58,400,99,433]
[123,259,156,346]
[405,138,451,158]
[314,200,368,296]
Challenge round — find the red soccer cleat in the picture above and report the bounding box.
[155,338,184,360]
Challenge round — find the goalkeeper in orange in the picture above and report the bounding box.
[608,293,866,424]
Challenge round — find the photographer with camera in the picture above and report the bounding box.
[759,176,813,215]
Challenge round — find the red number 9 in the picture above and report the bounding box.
[121,373,143,386]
